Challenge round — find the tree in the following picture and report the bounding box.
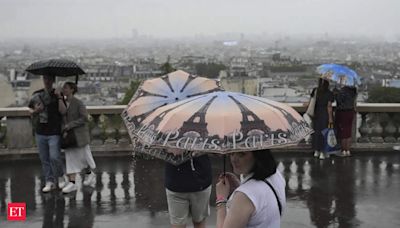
[367,86,400,103]
[195,63,227,78]
[160,55,176,74]
[118,80,141,105]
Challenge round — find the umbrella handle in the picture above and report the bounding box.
[223,154,226,175]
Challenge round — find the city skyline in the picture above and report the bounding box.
[1,0,400,41]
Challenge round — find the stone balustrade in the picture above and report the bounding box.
[1,103,399,157]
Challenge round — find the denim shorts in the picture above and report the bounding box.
[166,186,211,225]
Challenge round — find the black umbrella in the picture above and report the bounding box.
[25,59,85,84]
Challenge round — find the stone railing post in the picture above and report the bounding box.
[0,116,6,148]
[384,113,397,143]
[118,123,130,145]
[352,112,358,143]
[0,108,35,149]
[6,116,33,149]
[370,113,384,143]
[90,114,104,145]
[1,103,400,156]
[358,113,371,143]
[104,114,117,145]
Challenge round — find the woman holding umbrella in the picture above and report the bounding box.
[317,64,360,157]
[122,85,312,227]
[28,75,67,192]
[215,149,286,228]
[310,78,334,159]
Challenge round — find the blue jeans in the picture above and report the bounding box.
[35,134,64,183]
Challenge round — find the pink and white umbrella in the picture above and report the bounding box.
[122,70,221,165]
[126,91,313,154]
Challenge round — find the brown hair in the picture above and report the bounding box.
[317,78,330,96]
[250,149,277,181]
[64,82,78,94]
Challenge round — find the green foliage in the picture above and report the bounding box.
[195,63,227,78]
[108,114,123,129]
[160,55,176,74]
[367,86,400,103]
[0,125,7,146]
[118,80,141,105]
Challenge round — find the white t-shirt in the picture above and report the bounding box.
[228,171,286,228]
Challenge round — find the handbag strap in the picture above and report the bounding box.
[264,180,282,216]
[62,100,71,131]
[311,88,317,98]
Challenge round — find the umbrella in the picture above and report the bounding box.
[25,59,85,84]
[125,91,313,155]
[317,64,360,87]
[131,138,195,166]
[122,70,221,165]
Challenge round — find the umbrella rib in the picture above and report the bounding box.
[150,94,208,131]
[182,78,219,96]
[237,94,292,131]
[162,74,175,93]
[180,74,196,93]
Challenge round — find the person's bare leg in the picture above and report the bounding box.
[340,139,346,155]
[193,219,206,228]
[68,173,76,182]
[346,138,352,152]
[171,225,186,228]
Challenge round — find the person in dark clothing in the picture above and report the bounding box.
[334,86,357,157]
[28,75,67,193]
[165,154,212,228]
[311,78,334,159]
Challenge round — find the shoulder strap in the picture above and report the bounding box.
[264,180,282,216]
[311,88,316,97]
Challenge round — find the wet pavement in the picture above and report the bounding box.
[1,153,400,228]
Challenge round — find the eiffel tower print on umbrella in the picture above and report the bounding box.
[131,91,313,156]
[122,70,221,165]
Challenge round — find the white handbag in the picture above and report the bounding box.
[306,92,316,117]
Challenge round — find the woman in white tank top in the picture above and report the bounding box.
[215,149,286,228]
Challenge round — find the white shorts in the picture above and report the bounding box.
[166,186,211,225]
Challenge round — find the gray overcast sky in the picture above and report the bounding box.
[1,0,399,40]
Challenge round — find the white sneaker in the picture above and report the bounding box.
[393,146,400,151]
[42,182,55,193]
[58,176,67,189]
[345,151,351,157]
[83,172,96,186]
[313,151,320,158]
[319,152,325,160]
[62,182,77,193]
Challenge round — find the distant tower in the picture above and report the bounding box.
[132,29,139,39]
[323,32,329,41]
[240,33,245,41]
[274,40,279,50]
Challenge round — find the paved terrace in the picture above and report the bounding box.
[0,104,400,227]
[1,154,400,228]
